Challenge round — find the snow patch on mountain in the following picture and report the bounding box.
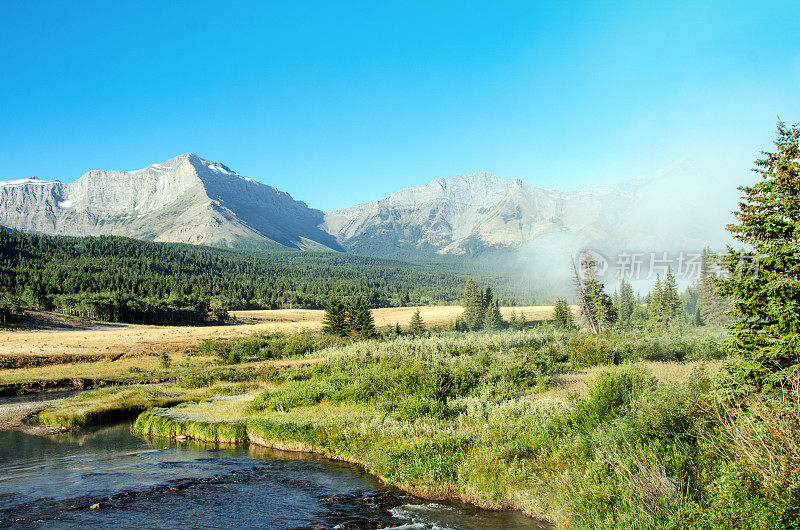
[0,177,52,187]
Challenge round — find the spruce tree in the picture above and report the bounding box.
[697,248,728,326]
[573,251,615,332]
[483,300,505,330]
[585,280,616,329]
[347,296,376,338]
[462,278,485,330]
[553,298,574,330]
[693,306,703,326]
[649,276,664,325]
[482,285,494,313]
[717,121,800,380]
[322,295,348,337]
[661,267,681,324]
[617,279,636,323]
[409,308,425,334]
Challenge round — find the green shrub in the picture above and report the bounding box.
[197,339,227,356]
[388,394,449,420]
[250,378,330,411]
[575,367,657,429]
[569,336,615,367]
[384,434,473,484]
[179,369,259,389]
[159,352,171,368]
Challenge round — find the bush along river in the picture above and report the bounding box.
[0,414,548,529]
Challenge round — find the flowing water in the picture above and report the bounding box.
[0,398,549,529]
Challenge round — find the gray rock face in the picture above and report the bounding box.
[0,154,341,251]
[323,161,739,260]
[0,154,738,265]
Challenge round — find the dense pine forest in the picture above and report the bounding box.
[0,232,519,324]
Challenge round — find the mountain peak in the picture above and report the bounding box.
[0,176,53,187]
[0,154,340,252]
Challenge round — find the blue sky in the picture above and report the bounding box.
[1,1,798,210]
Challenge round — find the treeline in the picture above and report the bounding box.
[562,249,728,332]
[0,232,490,325]
[52,293,210,325]
[452,279,524,331]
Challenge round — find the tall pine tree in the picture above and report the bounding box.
[482,285,494,313]
[718,121,800,381]
[616,279,636,324]
[697,248,728,325]
[462,278,485,330]
[573,252,616,332]
[322,295,348,337]
[649,275,664,325]
[661,267,681,324]
[553,298,575,329]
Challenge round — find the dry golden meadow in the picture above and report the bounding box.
[0,305,717,390]
[0,306,554,360]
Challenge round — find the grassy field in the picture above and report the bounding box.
[13,307,781,528]
[0,305,552,360]
[0,306,551,385]
[29,325,734,526]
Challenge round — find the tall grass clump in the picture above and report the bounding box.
[197,332,328,365]
[178,368,263,389]
[135,408,247,444]
[39,385,199,428]
[249,330,558,419]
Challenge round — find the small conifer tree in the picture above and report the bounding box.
[649,276,664,325]
[483,301,505,330]
[617,279,636,324]
[347,296,376,338]
[322,295,349,337]
[662,267,681,323]
[462,278,485,330]
[553,298,574,329]
[409,308,425,334]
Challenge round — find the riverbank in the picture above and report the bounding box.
[20,326,770,528]
[0,393,75,435]
[1,423,544,529]
[132,399,541,514]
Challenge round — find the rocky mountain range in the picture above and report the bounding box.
[0,154,340,251]
[0,154,739,265]
[324,161,739,262]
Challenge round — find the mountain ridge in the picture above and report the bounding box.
[0,153,340,251]
[0,155,738,264]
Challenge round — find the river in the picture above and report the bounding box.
[0,403,549,529]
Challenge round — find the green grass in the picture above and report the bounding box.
[135,409,248,443]
[126,327,745,522]
[48,325,799,527]
[37,384,204,428]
